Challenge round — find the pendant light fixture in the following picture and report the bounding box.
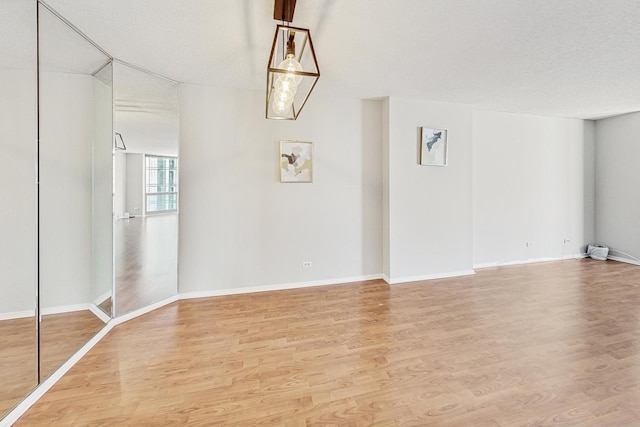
[266,0,319,120]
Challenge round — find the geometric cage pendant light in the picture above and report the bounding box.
[266,4,320,120]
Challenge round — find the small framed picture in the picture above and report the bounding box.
[420,127,448,166]
[280,140,313,182]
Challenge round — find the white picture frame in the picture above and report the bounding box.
[420,127,448,166]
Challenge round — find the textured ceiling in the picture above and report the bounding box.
[0,0,36,70]
[19,1,640,118]
[39,3,110,75]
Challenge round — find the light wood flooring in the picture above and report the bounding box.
[15,259,640,426]
[0,310,104,417]
[114,214,178,316]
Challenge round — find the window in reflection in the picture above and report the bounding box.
[145,155,178,213]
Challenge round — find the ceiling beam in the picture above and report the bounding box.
[273,0,297,22]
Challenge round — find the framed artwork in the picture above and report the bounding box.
[420,127,448,166]
[280,140,313,182]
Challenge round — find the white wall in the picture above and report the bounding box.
[361,100,384,275]
[384,97,474,282]
[125,153,144,217]
[584,119,596,251]
[178,85,382,293]
[473,110,595,267]
[381,98,390,279]
[178,87,599,292]
[39,72,94,309]
[594,112,640,260]
[0,70,37,315]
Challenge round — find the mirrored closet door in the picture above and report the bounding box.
[0,0,38,416]
[1,1,181,421]
[37,1,113,381]
[113,62,178,316]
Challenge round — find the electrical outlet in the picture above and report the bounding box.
[564,238,571,244]
[302,261,312,268]
[526,242,530,248]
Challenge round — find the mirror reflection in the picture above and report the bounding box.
[38,3,113,380]
[2,2,180,420]
[113,62,179,316]
[0,0,38,416]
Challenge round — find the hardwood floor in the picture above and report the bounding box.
[114,214,178,316]
[15,259,640,426]
[0,310,104,417]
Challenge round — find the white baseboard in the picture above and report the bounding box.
[606,248,640,265]
[89,304,111,324]
[607,255,640,266]
[564,253,589,260]
[179,274,383,300]
[382,270,476,285]
[0,321,115,427]
[93,290,112,305]
[41,303,91,316]
[473,256,587,270]
[0,309,35,321]
[0,305,110,322]
[1,304,112,322]
[497,257,560,267]
[0,301,113,322]
[112,295,179,325]
[472,262,499,269]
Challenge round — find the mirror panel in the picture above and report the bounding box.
[38,3,112,380]
[113,62,178,316]
[92,62,114,316]
[0,0,38,417]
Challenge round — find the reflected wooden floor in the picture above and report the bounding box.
[0,317,36,417]
[39,311,105,380]
[16,259,640,426]
[0,310,103,417]
[114,214,178,316]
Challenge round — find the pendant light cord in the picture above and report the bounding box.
[280,0,291,61]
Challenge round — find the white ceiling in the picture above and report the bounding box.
[113,62,179,156]
[39,3,110,75]
[20,1,640,119]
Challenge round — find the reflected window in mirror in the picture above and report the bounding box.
[146,155,178,214]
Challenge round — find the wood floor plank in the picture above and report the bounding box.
[0,310,104,417]
[13,259,640,426]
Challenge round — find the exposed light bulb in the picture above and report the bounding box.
[274,76,298,95]
[277,56,303,85]
[275,88,293,104]
[272,98,290,115]
[271,53,303,116]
